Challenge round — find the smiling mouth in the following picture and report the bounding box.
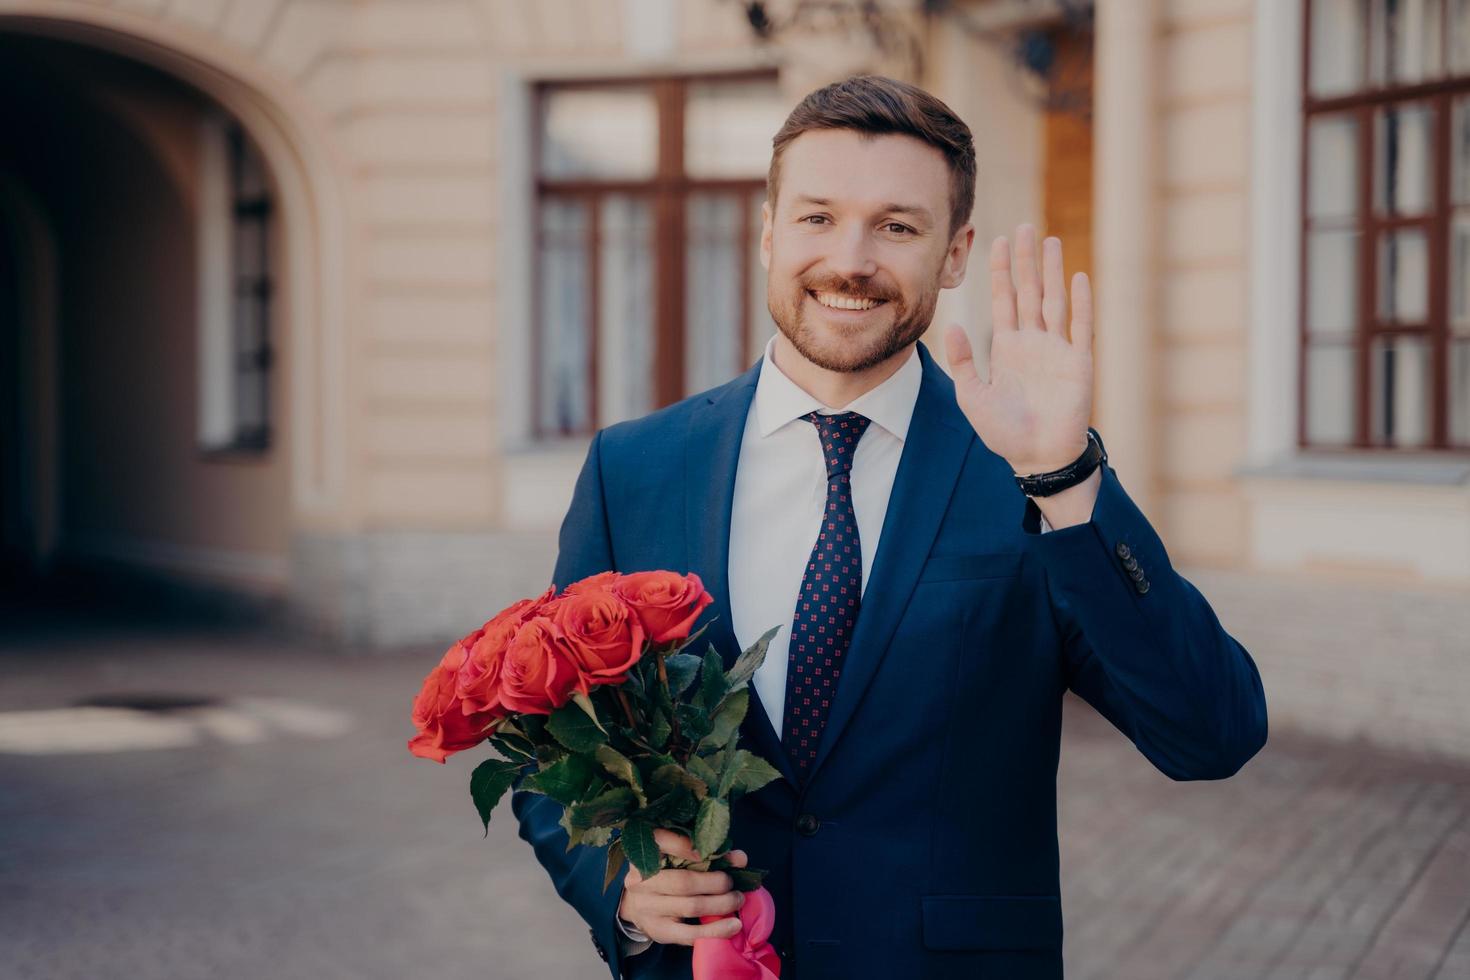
[808,289,888,312]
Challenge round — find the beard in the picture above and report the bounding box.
[768,271,940,374]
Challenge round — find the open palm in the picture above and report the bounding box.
[944,224,1094,476]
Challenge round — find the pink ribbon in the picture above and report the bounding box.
[692,885,782,979]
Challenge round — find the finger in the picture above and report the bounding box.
[639,868,735,897]
[1041,237,1066,334]
[653,828,701,862]
[988,237,1018,332]
[728,849,749,869]
[943,324,982,388]
[652,915,744,947]
[1070,272,1093,352]
[1013,224,1042,330]
[645,889,745,921]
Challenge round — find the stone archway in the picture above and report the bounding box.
[0,5,352,527]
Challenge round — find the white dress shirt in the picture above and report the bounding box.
[729,335,922,735]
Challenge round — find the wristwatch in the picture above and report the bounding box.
[1013,428,1106,498]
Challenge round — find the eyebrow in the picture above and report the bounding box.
[792,194,935,224]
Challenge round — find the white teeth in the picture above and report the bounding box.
[813,291,882,311]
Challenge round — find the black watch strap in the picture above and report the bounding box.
[1013,428,1106,498]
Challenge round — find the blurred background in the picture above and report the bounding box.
[1,0,1467,977]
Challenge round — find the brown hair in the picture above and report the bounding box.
[767,75,976,238]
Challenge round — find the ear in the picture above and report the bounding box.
[938,221,975,289]
[759,199,773,272]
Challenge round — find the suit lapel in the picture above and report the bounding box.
[802,343,975,788]
[684,359,801,788]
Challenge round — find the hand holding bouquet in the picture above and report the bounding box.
[408,569,784,978]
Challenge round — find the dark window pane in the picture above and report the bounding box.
[685,78,790,179]
[684,192,744,395]
[1375,102,1434,217]
[1378,227,1430,322]
[1307,228,1361,336]
[1369,0,1443,85]
[597,194,656,426]
[1369,333,1432,446]
[537,197,591,435]
[1306,343,1358,445]
[1310,0,1370,96]
[1308,113,1360,221]
[1450,338,1470,444]
[540,87,658,180]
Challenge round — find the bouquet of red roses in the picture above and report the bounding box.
[408,569,783,978]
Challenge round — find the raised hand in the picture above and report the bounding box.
[617,828,748,946]
[944,224,1094,477]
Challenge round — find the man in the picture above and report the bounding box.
[512,75,1267,980]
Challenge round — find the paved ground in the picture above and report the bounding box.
[2,605,1468,980]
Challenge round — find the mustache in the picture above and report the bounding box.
[800,277,900,303]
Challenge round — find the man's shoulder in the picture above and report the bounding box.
[596,371,753,460]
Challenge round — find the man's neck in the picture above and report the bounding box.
[770,334,915,410]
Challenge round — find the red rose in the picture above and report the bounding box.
[456,587,555,715]
[562,571,619,595]
[613,571,714,645]
[551,590,645,687]
[408,639,499,763]
[497,616,584,715]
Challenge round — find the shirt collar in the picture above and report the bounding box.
[753,333,921,442]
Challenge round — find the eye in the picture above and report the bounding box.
[883,222,915,235]
[800,214,830,225]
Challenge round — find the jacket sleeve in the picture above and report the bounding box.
[1027,462,1269,781]
[509,431,665,978]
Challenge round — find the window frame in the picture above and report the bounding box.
[1299,0,1470,451]
[530,70,776,439]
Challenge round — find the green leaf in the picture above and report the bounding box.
[676,701,713,745]
[719,750,782,798]
[580,826,613,848]
[523,753,597,805]
[534,742,566,766]
[470,759,522,835]
[488,732,535,764]
[700,687,748,752]
[603,836,626,894]
[693,796,730,861]
[727,625,781,688]
[547,701,609,754]
[648,708,672,749]
[595,745,646,805]
[685,753,720,792]
[648,762,708,801]
[663,653,702,698]
[567,785,638,831]
[700,646,729,710]
[571,691,608,734]
[621,817,661,880]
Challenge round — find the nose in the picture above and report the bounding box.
[825,223,878,281]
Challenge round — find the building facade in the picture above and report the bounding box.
[1,0,1466,758]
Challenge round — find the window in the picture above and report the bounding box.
[198,115,274,453]
[1302,0,1470,449]
[533,74,787,438]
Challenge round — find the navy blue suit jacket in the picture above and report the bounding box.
[513,341,1268,979]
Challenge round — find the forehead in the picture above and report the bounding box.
[775,129,950,215]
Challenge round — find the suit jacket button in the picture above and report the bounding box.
[1115,542,1131,560]
[1135,578,1150,595]
[1122,556,1139,572]
[589,927,608,961]
[1128,565,1145,582]
[796,813,820,836]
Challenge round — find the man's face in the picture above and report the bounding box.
[760,129,973,374]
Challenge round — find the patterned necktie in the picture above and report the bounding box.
[783,410,872,778]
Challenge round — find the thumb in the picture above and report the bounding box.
[943,324,982,388]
